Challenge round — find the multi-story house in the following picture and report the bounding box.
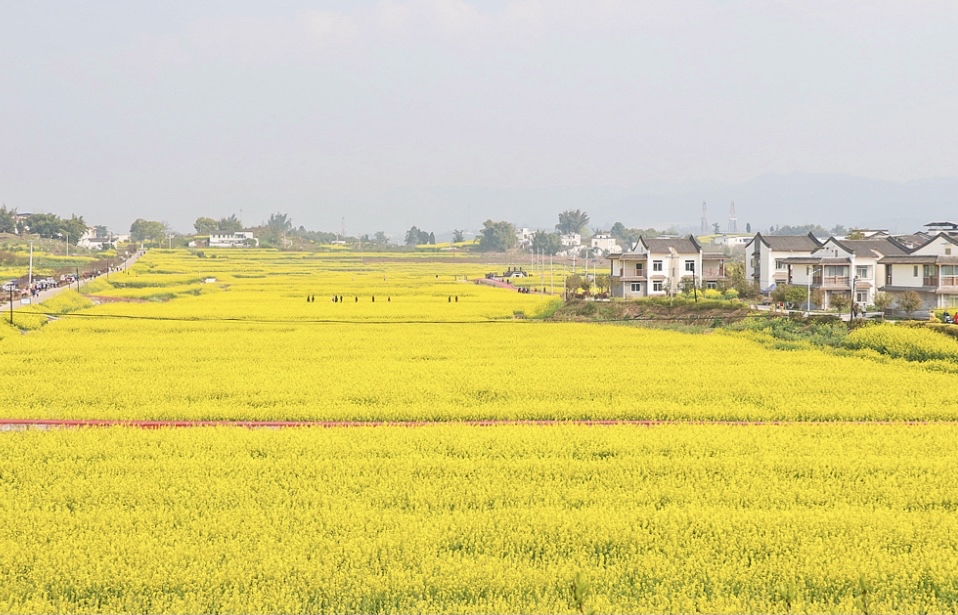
[590,233,621,255]
[785,237,909,309]
[700,249,729,290]
[878,233,958,310]
[745,233,823,293]
[515,227,534,250]
[608,236,704,299]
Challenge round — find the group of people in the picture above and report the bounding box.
[317,295,391,303]
[942,311,956,324]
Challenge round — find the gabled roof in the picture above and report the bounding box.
[746,232,823,252]
[827,237,910,258]
[633,235,701,255]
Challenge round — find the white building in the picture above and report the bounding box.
[711,234,755,249]
[784,237,909,309]
[745,233,823,293]
[608,235,706,299]
[209,231,258,248]
[590,233,621,255]
[878,233,958,310]
[515,227,534,249]
[560,233,581,248]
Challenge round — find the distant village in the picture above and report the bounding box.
[2,204,956,314]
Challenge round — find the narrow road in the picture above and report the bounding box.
[1,250,145,315]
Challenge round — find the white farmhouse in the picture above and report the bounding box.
[745,233,823,293]
[878,233,958,310]
[608,236,705,298]
[590,233,621,255]
[515,227,534,249]
[209,231,258,248]
[784,237,909,309]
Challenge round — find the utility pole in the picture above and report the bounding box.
[8,288,12,324]
[550,254,554,295]
[692,262,698,303]
[28,241,33,291]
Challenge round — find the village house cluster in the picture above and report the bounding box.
[607,222,958,312]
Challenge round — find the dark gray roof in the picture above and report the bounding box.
[757,234,822,251]
[830,238,909,258]
[878,255,958,265]
[637,236,700,254]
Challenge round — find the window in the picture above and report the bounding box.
[652,260,663,272]
[944,246,952,255]
[914,265,919,277]
[855,266,870,279]
[684,260,695,272]
[630,282,641,292]
[653,281,663,292]
[856,291,867,303]
[775,259,787,270]
[706,281,717,290]
[634,263,643,276]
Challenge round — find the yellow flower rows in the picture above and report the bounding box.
[0,424,956,614]
[0,250,956,421]
[845,323,958,362]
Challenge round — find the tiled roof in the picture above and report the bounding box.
[760,234,822,251]
[642,236,699,254]
[831,238,909,257]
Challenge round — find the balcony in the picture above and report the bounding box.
[817,275,850,287]
[942,275,958,288]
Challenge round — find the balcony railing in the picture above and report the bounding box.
[942,276,958,287]
[924,277,938,286]
[821,275,850,286]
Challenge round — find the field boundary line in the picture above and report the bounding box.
[0,419,954,430]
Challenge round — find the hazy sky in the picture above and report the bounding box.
[2,1,956,236]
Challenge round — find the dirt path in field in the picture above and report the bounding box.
[0,418,949,431]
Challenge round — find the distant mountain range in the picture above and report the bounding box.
[397,173,958,237]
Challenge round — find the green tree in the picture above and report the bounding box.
[373,231,390,246]
[897,291,922,318]
[593,274,610,295]
[0,205,16,234]
[770,284,809,308]
[24,213,63,238]
[130,219,168,244]
[194,217,218,234]
[405,226,429,246]
[478,220,517,252]
[556,209,590,234]
[530,231,562,256]
[452,229,465,243]
[829,292,851,313]
[217,215,243,232]
[873,291,892,315]
[725,261,758,299]
[267,212,292,235]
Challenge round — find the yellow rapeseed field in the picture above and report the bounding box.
[2,425,958,614]
[2,249,958,614]
[0,249,956,422]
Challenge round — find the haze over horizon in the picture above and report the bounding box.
[2,1,956,238]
